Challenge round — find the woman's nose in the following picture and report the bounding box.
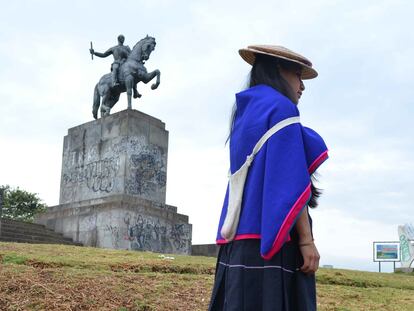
[300,80,305,91]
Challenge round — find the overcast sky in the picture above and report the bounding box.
[1,0,413,272]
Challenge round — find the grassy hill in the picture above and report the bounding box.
[0,242,413,310]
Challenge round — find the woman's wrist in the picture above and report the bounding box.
[298,239,314,247]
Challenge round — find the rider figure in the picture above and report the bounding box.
[90,34,131,86]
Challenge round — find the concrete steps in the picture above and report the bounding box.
[0,218,82,246]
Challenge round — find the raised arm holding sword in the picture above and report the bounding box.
[89,34,131,86]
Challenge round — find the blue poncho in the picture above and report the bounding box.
[216,84,328,260]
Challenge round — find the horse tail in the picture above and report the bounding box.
[92,83,100,119]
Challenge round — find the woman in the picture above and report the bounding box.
[209,45,329,311]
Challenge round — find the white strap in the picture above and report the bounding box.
[245,116,301,166]
[221,116,301,241]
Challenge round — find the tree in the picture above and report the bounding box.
[0,185,47,222]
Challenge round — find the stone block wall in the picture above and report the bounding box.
[191,244,219,257]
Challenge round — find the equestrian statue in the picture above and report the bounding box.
[89,34,160,119]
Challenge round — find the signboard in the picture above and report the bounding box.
[373,242,400,262]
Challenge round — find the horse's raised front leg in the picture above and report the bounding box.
[125,75,134,109]
[142,70,161,90]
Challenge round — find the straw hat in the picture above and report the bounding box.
[239,45,318,79]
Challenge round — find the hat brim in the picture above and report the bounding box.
[239,48,318,80]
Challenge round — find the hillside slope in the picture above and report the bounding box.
[0,242,413,310]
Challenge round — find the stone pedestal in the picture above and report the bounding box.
[36,109,192,254]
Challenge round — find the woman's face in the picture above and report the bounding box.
[279,67,305,103]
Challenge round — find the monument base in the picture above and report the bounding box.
[36,109,191,254]
[36,194,192,254]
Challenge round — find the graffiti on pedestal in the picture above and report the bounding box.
[112,136,146,156]
[123,214,189,253]
[125,136,167,198]
[60,136,167,202]
[104,224,123,249]
[170,224,188,250]
[63,157,120,192]
[127,152,167,196]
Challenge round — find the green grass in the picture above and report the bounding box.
[1,253,28,265]
[1,242,413,310]
[317,268,414,290]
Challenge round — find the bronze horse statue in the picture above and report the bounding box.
[92,36,160,119]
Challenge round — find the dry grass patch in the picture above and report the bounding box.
[1,242,414,310]
[0,264,213,310]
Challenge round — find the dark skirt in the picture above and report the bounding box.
[208,238,316,311]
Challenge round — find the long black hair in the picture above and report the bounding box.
[228,54,301,141]
[228,53,322,208]
[249,53,301,102]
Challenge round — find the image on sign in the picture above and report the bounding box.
[376,244,398,259]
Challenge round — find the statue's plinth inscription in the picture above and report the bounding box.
[36,109,192,254]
